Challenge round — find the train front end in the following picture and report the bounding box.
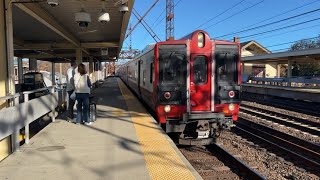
[155,30,241,145]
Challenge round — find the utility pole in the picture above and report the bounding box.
[166,0,174,41]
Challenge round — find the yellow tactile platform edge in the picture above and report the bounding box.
[118,79,195,180]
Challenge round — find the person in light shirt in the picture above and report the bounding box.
[74,63,92,125]
[66,61,77,122]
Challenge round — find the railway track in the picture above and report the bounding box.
[242,93,320,117]
[240,105,320,136]
[179,144,265,180]
[234,118,320,175]
[241,102,320,128]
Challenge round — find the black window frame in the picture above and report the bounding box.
[193,55,208,85]
[215,44,239,84]
[150,62,154,83]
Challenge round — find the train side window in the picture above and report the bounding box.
[193,56,207,84]
[143,70,146,85]
[150,62,154,83]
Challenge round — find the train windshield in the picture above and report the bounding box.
[215,44,239,83]
[158,45,187,85]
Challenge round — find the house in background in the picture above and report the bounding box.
[241,40,278,78]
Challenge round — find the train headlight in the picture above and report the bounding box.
[197,32,205,48]
[164,105,171,113]
[228,103,235,111]
[164,92,171,99]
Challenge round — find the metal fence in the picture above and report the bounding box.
[245,77,320,88]
[0,86,67,152]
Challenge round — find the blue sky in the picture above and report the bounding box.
[123,0,320,52]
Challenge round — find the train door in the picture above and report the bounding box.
[190,54,211,112]
[126,66,129,83]
[137,60,142,97]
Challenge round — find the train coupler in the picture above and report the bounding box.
[219,118,234,130]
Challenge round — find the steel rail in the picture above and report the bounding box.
[207,143,266,180]
[234,120,320,173]
[240,103,320,128]
[240,107,320,136]
[242,96,320,117]
[238,118,320,157]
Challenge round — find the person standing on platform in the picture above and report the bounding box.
[66,61,77,122]
[74,63,92,125]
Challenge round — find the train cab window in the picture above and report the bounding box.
[193,56,207,84]
[158,44,187,87]
[150,62,154,83]
[215,45,238,83]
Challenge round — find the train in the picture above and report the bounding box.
[117,30,241,145]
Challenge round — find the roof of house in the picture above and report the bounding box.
[241,40,271,54]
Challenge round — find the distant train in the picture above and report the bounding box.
[117,30,241,145]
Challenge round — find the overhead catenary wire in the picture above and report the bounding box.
[125,0,160,40]
[132,8,161,42]
[141,0,183,44]
[203,0,264,30]
[217,0,320,38]
[265,36,319,48]
[239,17,320,39]
[194,0,246,30]
[216,8,320,38]
[243,24,320,41]
[267,36,320,52]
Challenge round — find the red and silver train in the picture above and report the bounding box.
[117,30,241,145]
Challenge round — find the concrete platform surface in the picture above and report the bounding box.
[0,77,202,180]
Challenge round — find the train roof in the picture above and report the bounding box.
[141,44,155,54]
[134,43,156,59]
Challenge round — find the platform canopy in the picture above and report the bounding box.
[12,0,134,63]
[242,48,320,64]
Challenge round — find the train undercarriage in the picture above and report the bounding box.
[165,113,234,145]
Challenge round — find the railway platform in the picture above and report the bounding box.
[242,83,320,103]
[0,77,202,180]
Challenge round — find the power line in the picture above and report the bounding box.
[175,0,183,7]
[150,5,166,28]
[216,8,320,38]
[125,0,160,40]
[132,8,161,42]
[244,24,320,41]
[219,0,320,38]
[270,47,291,52]
[194,0,246,30]
[239,17,320,39]
[265,36,319,48]
[203,0,264,30]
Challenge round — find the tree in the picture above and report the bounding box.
[289,35,320,77]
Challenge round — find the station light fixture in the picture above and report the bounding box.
[99,0,110,24]
[98,10,110,24]
[47,0,59,7]
[75,9,92,28]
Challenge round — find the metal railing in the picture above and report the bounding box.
[0,86,67,153]
[23,87,55,145]
[0,93,21,152]
[245,77,320,88]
